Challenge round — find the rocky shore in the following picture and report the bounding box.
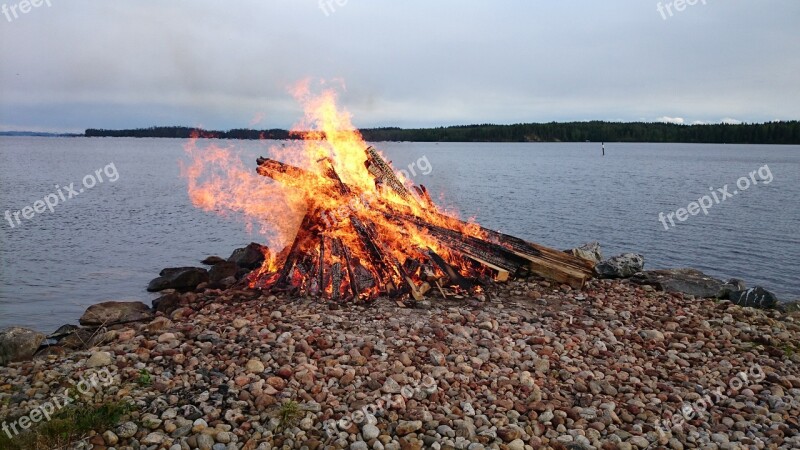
[2,271,799,449]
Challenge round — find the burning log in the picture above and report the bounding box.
[391,213,528,281]
[426,248,473,291]
[412,185,436,210]
[365,146,417,203]
[340,241,362,298]
[330,262,343,300]
[317,235,325,294]
[253,145,594,302]
[272,209,318,292]
[256,157,324,193]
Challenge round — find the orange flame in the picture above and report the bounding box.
[181,81,488,298]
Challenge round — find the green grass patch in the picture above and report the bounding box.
[277,400,301,431]
[137,368,153,386]
[0,400,133,450]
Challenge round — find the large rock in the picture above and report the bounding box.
[594,253,644,279]
[729,287,779,310]
[152,292,182,315]
[47,324,80,340]
[630,268,726,298]
[201,255,226,265]
[0,327,45,365]
[227,243,270,270]
[567,241,603,265]
[147,267,209,292]
[209,261,240,287]
[59,328,101,350]
[80,301,154,326]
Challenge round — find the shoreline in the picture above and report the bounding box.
[2,267,799,449]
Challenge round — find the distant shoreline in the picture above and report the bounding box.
[86,121,800,144]
[3,120,799,144]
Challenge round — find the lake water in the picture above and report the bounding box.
[1,137,798,332]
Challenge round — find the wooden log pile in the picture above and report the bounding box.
[249,147,594,302]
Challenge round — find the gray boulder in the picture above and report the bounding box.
[729,287,779,310]
[568,242,603,265]
[147,267,209,292]
[0,327,45,366]
[595,253,644,279]
[630,268,726,298]
[79,301,154,326]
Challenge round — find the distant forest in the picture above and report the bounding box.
[84,120,800,144]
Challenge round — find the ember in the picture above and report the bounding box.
[183,86,594,302]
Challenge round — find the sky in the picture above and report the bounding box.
[0,0,798,133]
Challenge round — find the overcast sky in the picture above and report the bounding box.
[1,1,798,133]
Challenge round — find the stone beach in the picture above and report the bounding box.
[1,274,799,450]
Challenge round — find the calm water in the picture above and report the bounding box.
[1,137,798,332]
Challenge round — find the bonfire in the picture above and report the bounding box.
[182,84,594,303]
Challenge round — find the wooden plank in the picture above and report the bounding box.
[509,250,590,289]
[364,146,418,203]
[523,257,587,288]
[340,241,361,299]
[435,280,448,299]
[317,235,325,296]
[426,248,473,290]
[465,254,509,282]
[331,262,342,300]
[430,211,596,277]
[405,276,425,301]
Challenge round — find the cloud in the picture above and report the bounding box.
[1,1,799,131]
[657,116,685,125]
[720,118,743,125]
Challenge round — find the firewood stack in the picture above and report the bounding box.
[248,146,594,302]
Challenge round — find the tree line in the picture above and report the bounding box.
[84,127,295,140]
[85,121,800,144]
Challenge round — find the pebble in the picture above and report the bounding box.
[245,358,265,373]
[1,279,797,450]
[141,432,166,445]
[86,351,113,367]
[115,422,138,438]
[102,430,119,445]
[363,423,381,440]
